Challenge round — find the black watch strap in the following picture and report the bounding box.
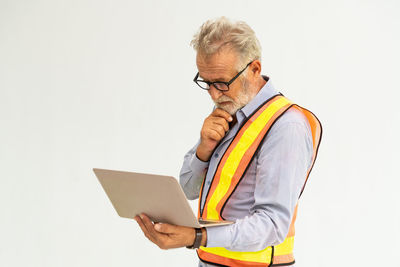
[186,228,202,249]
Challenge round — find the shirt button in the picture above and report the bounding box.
[214,153,219,158]
[207,181,211,185]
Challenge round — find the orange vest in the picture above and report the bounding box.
[196,94,322,266]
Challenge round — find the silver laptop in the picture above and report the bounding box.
[93,168,233,228]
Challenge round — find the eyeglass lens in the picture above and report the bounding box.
[196,81,229,91]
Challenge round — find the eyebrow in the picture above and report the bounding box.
[198,74,228,82]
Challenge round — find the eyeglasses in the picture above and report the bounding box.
[193,61,253,91]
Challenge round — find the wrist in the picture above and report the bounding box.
[186,228,205,249]
[196,146,211,162]
[188,228,196,246]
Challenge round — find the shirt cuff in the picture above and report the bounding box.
[205,225,232,248]
[190,153,209,175]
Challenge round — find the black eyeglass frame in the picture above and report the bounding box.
[193,61,253,91]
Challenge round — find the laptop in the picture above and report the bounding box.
[93,168,233,228]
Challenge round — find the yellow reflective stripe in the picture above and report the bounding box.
[275,236,295,256]
[199,236,294,263]
[206,97,292,220]
[200,245,273,263]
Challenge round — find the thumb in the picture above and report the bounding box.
[154,223,177,234]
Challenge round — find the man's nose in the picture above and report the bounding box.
[208,85,223,100]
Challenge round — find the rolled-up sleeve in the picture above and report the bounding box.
[205,118,313,251]
[179,141,209,200]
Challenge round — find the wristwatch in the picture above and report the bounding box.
[186,228,202,249]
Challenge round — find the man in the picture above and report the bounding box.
[135,17,322,267]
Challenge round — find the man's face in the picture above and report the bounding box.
[196,49,254,115]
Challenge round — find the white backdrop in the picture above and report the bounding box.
[1,0,399,266]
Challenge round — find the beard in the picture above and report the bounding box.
[214,79,256,115]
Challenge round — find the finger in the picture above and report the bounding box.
[212,108,233,122]
[135,215,156,242]
[211,124,226,138]
[213,120,229,133]
[207,128,224,141]
[140,214,160,239]
[215,117,229,132]
[141,215,173,249]
[154,223,179,234]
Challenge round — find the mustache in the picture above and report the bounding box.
[214,95,234,104]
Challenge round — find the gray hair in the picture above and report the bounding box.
[190,17,262,71]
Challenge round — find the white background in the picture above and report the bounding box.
[1,0,399,266]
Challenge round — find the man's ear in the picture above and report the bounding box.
[250,60,262,77]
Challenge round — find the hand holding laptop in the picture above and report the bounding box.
[134,213,207,249]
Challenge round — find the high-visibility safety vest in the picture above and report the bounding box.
[196,94,322,267]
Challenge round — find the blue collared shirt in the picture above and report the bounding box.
[179,77,313,266]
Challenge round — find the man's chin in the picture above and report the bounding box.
[216,103,238,115]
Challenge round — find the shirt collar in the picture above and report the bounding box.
[238,75,279,118]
